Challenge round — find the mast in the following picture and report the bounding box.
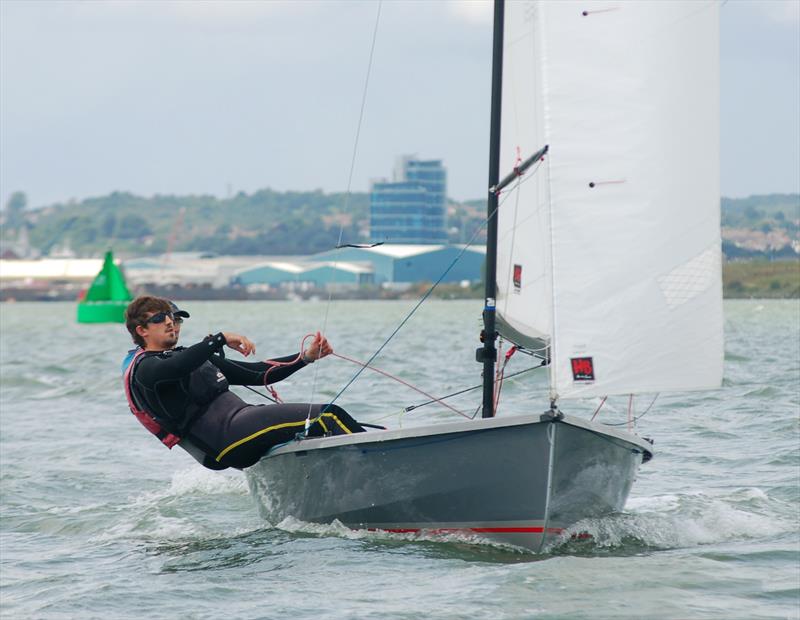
[478,0,504,418]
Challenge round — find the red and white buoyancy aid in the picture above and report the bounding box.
[123,348,180,449]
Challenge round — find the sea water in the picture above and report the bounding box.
[0,299,797,619]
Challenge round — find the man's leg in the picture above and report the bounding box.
[217,402,364,468]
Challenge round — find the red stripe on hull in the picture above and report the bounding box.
[366,526,564,535]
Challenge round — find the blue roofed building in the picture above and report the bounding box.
[232,260,374,289]
[312,244,485,285]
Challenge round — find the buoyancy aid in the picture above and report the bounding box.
[129,348,230,431]
[123,348,233,470]
[123,349,181,448]
[185,357,231,420]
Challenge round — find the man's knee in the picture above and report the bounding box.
[321,403,364,433]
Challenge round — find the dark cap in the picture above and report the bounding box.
[168,300,190,319]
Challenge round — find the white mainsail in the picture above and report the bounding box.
[496,0,723,400]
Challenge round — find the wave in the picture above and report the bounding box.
[164,467,249,497]
[89,468,254,543]
[240,483,799,559]
[271,516,532,559]
[548,487,794,555]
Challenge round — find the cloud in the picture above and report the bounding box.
[157,0,318,25]
[751,0,800,25]
[445,0,492,25]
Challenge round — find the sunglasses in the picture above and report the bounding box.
[142,311,174,325]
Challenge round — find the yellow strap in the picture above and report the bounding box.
[323,412,353,435]
[215,413,352,462]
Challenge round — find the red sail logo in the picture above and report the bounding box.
[513,264,522,292]
[571,357,595,382]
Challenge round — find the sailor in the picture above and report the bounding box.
[123,295,364,470]
[121,300,189,374]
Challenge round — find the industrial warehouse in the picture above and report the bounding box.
[0,244,486,301]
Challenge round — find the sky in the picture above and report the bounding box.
[1,0,798,209]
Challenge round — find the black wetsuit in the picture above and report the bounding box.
[130,333,364,470]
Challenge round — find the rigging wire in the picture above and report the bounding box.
[327,159,544,407]
[331,352,470,419]
[404,362,545,413]
[368,362,548,424]
[233,344,547,424]
[303,1,382,433]
[603,394,659,427]
[242,384,278,404]
[231,154,547,429]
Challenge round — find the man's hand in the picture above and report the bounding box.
[303,331,333,362]
[222,332,256,357]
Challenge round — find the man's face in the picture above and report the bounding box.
[137,311,179,350]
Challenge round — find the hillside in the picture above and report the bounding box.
[0,190,797,261]
[1,189,370,258]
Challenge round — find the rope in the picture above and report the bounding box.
[260,333,317,404]
[627,394,634,432]
[327,160,545,407]
[331,352,470,419]
[232,345,543,425]
[222,335,316,405]
[229,343,549,427]
[326,238,482,408]
[590,396,607,421]
[404,363,543,414]
[233,358,548,432]
[493,344,517,412]
[604,394,659,427]
[360,361,547,426]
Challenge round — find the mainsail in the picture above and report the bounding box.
[496,0,723,400]
[245,0,660,552]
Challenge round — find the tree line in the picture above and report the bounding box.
[0,189,796,259]
[1,189,374,257]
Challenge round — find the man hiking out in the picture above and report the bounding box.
[123,295,364,470]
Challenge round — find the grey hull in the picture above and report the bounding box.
[245,413,653,551]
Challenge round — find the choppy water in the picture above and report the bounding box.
[1,299,798,619]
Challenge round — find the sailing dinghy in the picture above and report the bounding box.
[246,0,722,552]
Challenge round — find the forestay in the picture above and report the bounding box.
[496,0,723,400]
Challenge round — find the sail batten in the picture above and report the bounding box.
[497,1,723,400]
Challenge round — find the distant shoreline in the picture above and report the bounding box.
[722,259,799,299]
[2,260,798,302]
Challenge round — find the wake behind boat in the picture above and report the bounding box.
[245,0,722,552]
